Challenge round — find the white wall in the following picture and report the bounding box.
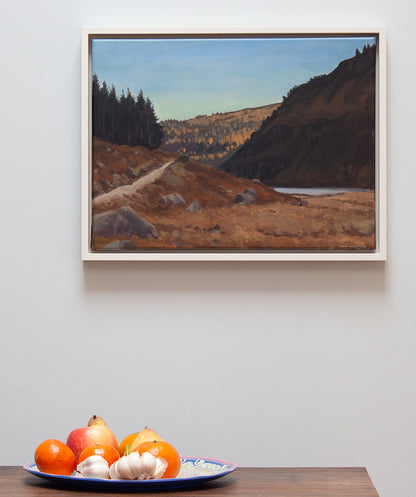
[1,1,415,496]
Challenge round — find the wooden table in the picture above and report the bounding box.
[1,466,380,496]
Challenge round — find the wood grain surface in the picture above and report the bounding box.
[1,466,380,497]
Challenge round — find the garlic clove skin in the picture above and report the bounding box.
[77,455,109,479]
[109,451,168,480]
[110,452,139,480]
[138,451,158,479]
[108,461,120,480]
[152,456,168,479]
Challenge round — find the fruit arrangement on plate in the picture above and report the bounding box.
[33,415,181,480]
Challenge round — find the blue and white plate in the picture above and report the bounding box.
[23,457,237,490]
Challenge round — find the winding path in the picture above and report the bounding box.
[93,160,175,206]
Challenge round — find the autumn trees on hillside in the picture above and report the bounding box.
[92,74,163,150]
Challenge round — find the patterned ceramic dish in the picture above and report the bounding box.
[23,457,237,490]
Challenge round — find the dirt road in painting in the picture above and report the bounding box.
[93,160,175,208]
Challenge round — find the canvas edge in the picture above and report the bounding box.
[80,26,387,262]
[376,27,387,261]
[81,28,91,261]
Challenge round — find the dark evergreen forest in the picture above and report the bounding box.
[92,74,163,150]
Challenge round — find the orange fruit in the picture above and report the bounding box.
[78,444,120,466]
[118,433,138,456]
[135,440,181,479]
[34,439,77,475]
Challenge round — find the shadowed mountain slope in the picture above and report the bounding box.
[220,45,376,188]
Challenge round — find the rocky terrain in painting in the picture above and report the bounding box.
[159,103,279,166]
[220,45,376,188]
[90,138,375,252]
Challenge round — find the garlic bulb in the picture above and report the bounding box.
[77,455,109,479]
[109,451,167,480]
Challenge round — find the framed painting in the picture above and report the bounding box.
[81,27,386,261]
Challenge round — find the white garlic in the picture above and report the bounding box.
[109,451,167,480]
[77,455,109,479]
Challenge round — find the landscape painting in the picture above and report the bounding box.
[83,30,385,260]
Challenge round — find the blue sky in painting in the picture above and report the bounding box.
[92,36,376,121]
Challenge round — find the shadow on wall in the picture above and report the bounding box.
[82,260,387,294]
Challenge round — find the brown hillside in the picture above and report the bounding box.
[221,45,376,188]
[92,149,298,217]
[91,137,178,197]
[160,103,279,166]
[90,139,375,252]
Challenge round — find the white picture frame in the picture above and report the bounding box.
[81,27,386,261]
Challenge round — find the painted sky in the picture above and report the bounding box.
[92,36,376,121]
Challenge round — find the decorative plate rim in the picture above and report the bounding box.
[23,456,237,489]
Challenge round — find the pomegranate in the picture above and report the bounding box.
[66,415,118,461]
